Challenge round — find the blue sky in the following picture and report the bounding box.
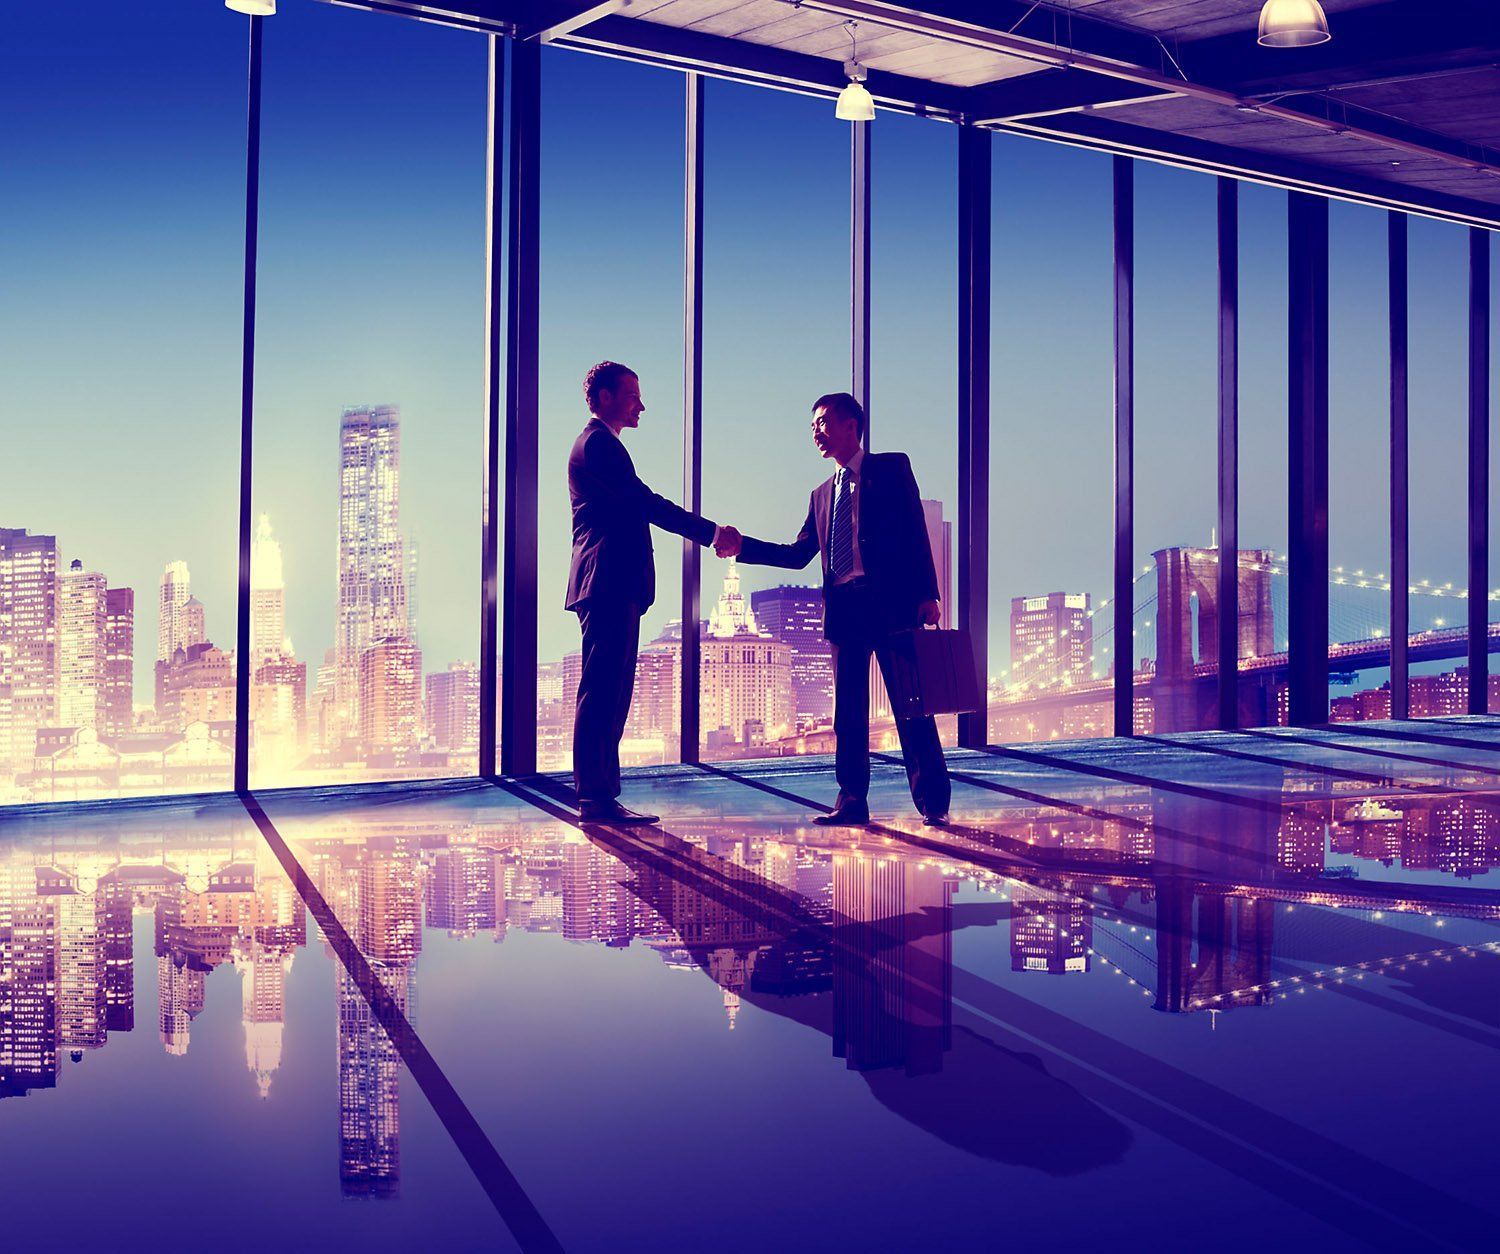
[1,0,1490,702]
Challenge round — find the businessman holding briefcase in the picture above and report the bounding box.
[718,392,958,827]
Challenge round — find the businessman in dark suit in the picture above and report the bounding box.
[722,392,950,827]
[567,361,738,824]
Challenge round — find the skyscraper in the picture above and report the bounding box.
[336,406,408,737]
[157,560,192,662]
[97,869,135,1033]
[1010,888,1092,974]
[751,586,832,728]
[359,638,423,755]
[338,963,405,1197]
[102,588,134,739]
[58,560,107,732]
[0,528,59,777]
[250,513,288,667]
[156,953,204,1057]
[54,887,107,1058]
[424,662,479,751]
[831,854,954,1074]
[1010,592,1094,690]
[700,561,792,750]
[235,938,290,1099]
[0,875,59,1098]
[427,846,499,935]
[180,597,207,653]
[626,637,679,745]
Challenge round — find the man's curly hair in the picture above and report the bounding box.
[584,361,637,414]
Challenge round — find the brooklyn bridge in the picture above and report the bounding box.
[990,546,1500,739]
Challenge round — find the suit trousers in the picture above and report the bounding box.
[573,600,641,803]
[827,583,951,818]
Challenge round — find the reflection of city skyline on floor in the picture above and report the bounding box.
[8,754,1498,1192]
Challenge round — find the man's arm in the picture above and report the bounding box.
[736,498,821,571]
[582,431,716,546]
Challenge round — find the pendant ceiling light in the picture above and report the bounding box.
[836,21,876,122]
[226,0,276,14]
[1257,0,1331,48]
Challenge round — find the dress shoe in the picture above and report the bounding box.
[578,800,660,825]
[812,803,870,827]
[922,812,950,828]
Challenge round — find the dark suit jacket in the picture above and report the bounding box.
[566,418,717,613]
[737,450,939,642]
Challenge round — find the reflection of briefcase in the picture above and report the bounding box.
[883,628,983,718]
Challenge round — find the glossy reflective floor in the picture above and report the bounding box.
[5,720,1500,1251]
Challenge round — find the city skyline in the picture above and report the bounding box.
[5,441,1496,800]
[7,3,1493,736]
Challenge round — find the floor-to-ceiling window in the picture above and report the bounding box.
[0,1,242,803]
[872,112,959,747]
[1406,217,1470,716]
[251,3,485,787]
[699,81,845,762]
[1329,201,1393,722]
[988,135,1114,743]
[1492,235,1500,714]
[1133,162,1219,735]
[537,51,686,774]
[1237,183,1290,727]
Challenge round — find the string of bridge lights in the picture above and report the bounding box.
[1188,937,1500,1010]
[994,554,1500,694]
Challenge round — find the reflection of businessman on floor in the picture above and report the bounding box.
[566,360,739,825]
[723,392,951,827]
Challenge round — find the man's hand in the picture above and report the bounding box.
[714,525,743,558]
[918,599,941,627]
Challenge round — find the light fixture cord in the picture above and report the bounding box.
[845,19,858,62]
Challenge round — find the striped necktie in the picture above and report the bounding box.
[829,468,855,580]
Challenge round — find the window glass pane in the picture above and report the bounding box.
[252,4,485,786]
[1406,218,1469,716]
[539,52,685,774]
[1,2,241,802]
[872,113,958,748]
[1133,163,1219,734]
[1237,183,1289,726]
[699,83,844,763]
[1492,239,1500,714]
[990,136,1114,743]
[1329,201,1392,723]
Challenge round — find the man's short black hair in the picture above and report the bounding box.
[812,392,866,440]
[585,361,637,414]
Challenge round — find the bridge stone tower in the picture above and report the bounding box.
[1151,547,1275,731]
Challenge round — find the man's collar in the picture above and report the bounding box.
[589,416,621,440]
[837,447,866,477]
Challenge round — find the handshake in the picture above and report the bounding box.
[711,525,743,559]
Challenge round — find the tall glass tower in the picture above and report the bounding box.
[335,406,408,741]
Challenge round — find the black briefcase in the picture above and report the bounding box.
[883,628,983,718]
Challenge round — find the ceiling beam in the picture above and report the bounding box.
[554,13,968,115]
[967,68,1175,124]
[1002,111,1500,230]
[323,0,515,34]
[523,0,630,42]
